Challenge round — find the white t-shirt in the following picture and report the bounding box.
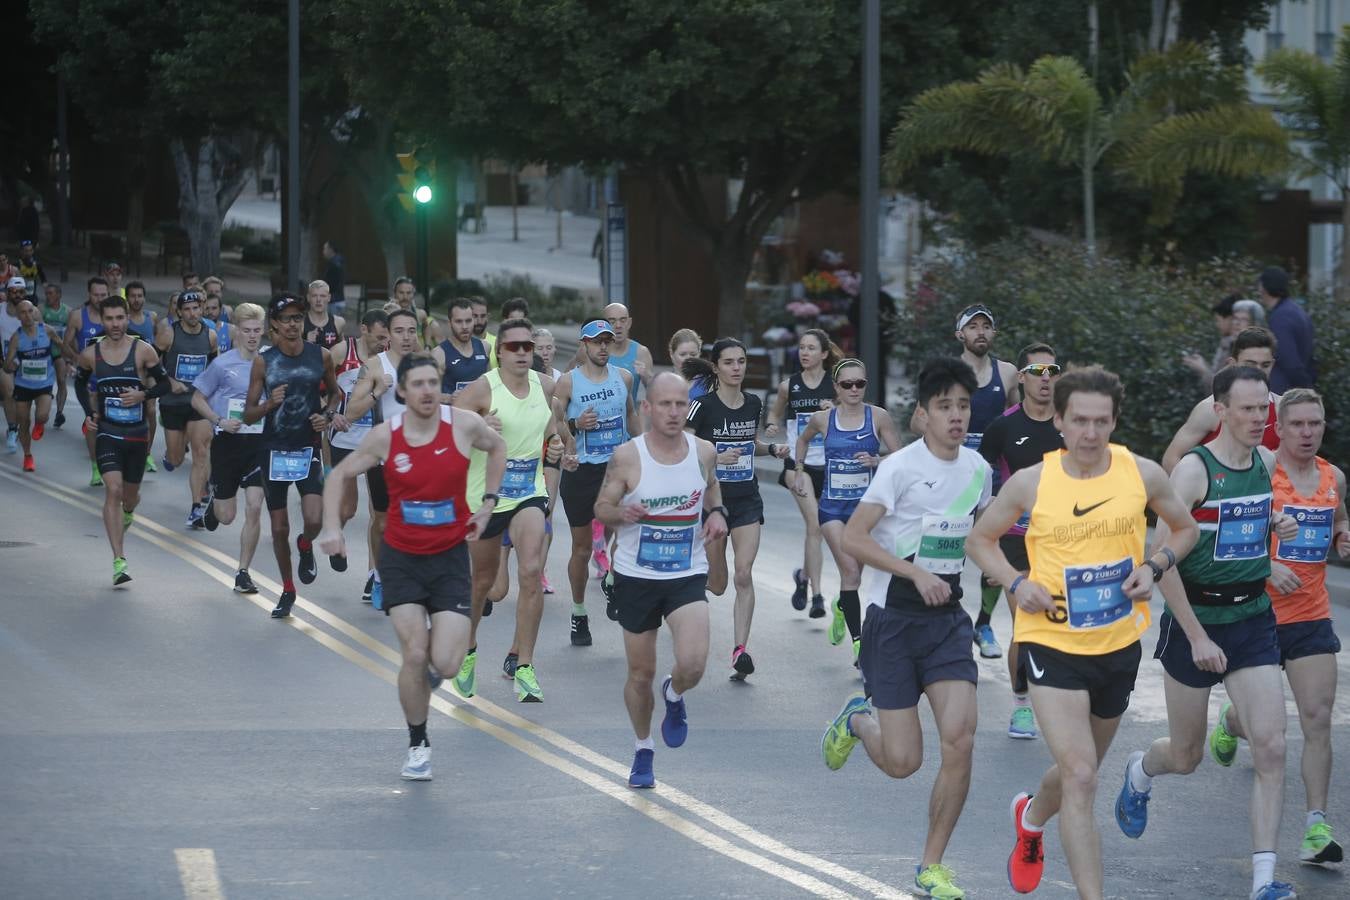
[859,439,992,614]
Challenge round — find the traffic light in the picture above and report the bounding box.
[396,152,436,212]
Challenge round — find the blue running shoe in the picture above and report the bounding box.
[660,676,688,748]
[1115,750,1150,839]
[1252,882,1297,900]
[371,580,383,611]
[628,748,655,789]
[161,455,176,473]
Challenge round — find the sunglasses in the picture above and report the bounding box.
[275,313,305,324]
[837,378,868,390]
[500,340,536,354]
[1020,363,1062,377]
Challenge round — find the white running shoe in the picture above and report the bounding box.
[401,744,432,780]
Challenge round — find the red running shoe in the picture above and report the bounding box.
[22,454,35,472]
[32,423,44,442]
[1008,792,1044,893]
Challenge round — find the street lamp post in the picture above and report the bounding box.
[860,0,881,406]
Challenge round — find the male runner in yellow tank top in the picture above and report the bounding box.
[968,366,1199,900]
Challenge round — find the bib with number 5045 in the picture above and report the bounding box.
[1064,556,1134,629]
[914,515,973,574]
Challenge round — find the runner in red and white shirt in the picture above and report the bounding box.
[318,350,505,782]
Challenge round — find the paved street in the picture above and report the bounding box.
[3,403,1348,899]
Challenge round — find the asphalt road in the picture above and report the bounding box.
[3,403,1348,900]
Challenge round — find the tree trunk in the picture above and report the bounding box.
[1088,1,1100,82]
[712,240,753,339]
[1148,0,1181,52]
[170,134,255,276]
[1082,160,1096,257]
[298,222,322,287]
[1339,185,1350,300]
[125,182,145,275]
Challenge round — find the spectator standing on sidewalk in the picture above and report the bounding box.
[1257,266,1315,392]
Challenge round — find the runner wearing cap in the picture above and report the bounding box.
[40,283,70,429]
[432,298,490,401]
[17,240,45,296]
[0,277,26,452]
[155,289,218,527]
[243,293,343,619]
[62,277,111,484]
[318,350,506,781]
[101,261,125,298]
[189,302,269,594]
[3,299,60,471]
[557,319,640,647]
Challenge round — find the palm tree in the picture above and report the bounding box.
[886,42,1288,255]
[1258,26,1350,294]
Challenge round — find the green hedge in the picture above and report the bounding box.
[900,241,1347,464]
[428,271,598,325]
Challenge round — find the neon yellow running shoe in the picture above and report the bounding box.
[828,596,847,646]
[1209,700,1237,767]
[144,456,158,473]
[1301,821,1344,864]
[451,649,477,698]
[90,463,103,487]
[122,509,135,531]
[852,638,861,664]
[915,862,965,899]
[112,557,131,585]
[514,664,543,703]
[821,693,869,770]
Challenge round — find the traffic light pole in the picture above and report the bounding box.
[416,203,429,320]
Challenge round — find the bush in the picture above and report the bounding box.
[902,240,1263,461]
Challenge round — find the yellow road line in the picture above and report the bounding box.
[174,848,225,900]
[4,470,889,899]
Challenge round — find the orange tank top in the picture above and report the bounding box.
[1268,457,1339,624]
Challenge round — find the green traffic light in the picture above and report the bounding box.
[414,184,433,204]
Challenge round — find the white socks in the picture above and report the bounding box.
[1127,751,1153,793]
[1021,799,1043,833]
[1308,809,1326,829]
[1250,851,1276,897]
[635,737,654,751]
[1013,693,1030,708]
[665,678,682,703]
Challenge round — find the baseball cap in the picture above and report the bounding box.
[269,293,307,318]
[579,319,616,341]
[6,276,27,291]
[19,240,33,249]
[177,290,205,308]
[955,304,995,331]
[104,260,122,272]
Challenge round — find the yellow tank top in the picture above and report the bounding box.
[467,370,551,513]
[1017,444,1149,655]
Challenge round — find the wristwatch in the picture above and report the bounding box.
[1145,558,1165,581]
[567,417,579,436]
[708,505,729,520]
[481,492,500,506]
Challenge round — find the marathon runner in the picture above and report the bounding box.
[327,310,391,589]
[77,295,186,584]
[532,326,564,595]
[318,351,505,781]
[203,291,233,354]
[967,365,1198,899]
[189,302,271,594]
[1115,365,1300,900]
[101,261,124,298]
[344,307,422,607]
[155,290,218,527]
[0,277,23,452]
[470,296,494,357]
[17,240,45,295]
[594,371,727,788]
[1162,327,1281,472]
[390,276,435,349]
[302,279,345,349]
[40,283,69,428]
[974,342,1066,739]
[62,276,111,485]
[768,328,839,619]
[534,326,564,382]
[3,299,60,471]
[795,357,902,664]
[684,338,790,679]
[820,357,992,900]
[451,317,561,702]
[243,293,343,619]
[557,319,640,647]
[124,281,159,472]
[911,304,1016,449]
[667,329,703,398]
[1211,388,1348,866]
[432,298,490,401]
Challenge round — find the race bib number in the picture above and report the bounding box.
[227,398,263,435]
[1064,556,1133,629]
[400,499,457,526]
[962,432,983,451]
[174,353,207,384]
[1214,495,1271,561]
[269,447,314,482]
[500,458,540,499]
[585,416,625,458]
[715,441,755,482]
[795,412,824,453]
[454,380,474,393]
[914,515,973,574]
[103,396,143,426]
[824,457,870,501]
[1277,504,1334,564]
[20,357,49,381]
[637,523,695,572]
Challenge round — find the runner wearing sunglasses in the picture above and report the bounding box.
[767,328,839,620]
[795,358,902,666]
[452,318,563,702]
[974,343,1066,739]
[684,338,790,679]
